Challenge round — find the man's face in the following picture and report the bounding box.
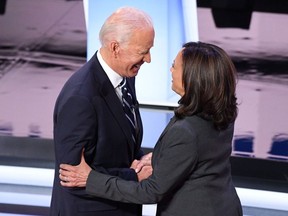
[116,28,155,78]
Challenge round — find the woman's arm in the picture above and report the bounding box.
[60,152,153,186]
[60,121,198,204]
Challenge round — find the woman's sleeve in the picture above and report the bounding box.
[86,122,198,204]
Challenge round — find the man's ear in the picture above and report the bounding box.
[110,41,120,57]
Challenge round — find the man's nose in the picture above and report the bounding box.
[143,52,151,63]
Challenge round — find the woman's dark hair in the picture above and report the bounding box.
[174,41,238,130]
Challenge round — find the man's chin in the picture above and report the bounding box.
[130,68,140,76]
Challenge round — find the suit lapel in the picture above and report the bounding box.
[102,81,134,144]
[91,54,135,149]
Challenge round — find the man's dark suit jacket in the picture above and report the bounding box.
[85,116,243,216]
[49,51,143,216]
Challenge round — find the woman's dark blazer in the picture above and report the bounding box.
[86,115,243,216]
[49,51,143,216]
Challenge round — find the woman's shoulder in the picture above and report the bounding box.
[173,115,216,134]
[176,115,209,125]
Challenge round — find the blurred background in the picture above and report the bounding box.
[0,0,287,215]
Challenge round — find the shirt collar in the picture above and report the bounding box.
[97,50,123,88]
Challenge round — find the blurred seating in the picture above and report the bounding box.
[268,134,288,161]
[233,133,255,157]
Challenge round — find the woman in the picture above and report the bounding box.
[59,41,243,216]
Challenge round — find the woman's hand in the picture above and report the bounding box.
[59,151,92,187]
[130,152,153,181]
[131,152,152,173]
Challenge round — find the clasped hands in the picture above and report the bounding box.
[131,152,153,181]
[59,152,153,187]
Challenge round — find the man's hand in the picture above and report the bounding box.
[131,152,153,173]
[130,152,153,181]
[137,152,153,173]
[137,165,153,181]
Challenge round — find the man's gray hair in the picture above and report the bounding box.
[99,6,154,47]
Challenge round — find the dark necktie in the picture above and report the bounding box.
[119,78,136,143]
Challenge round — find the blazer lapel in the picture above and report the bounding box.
[158,116,177,140]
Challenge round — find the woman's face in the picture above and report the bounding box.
[170,49,185,96]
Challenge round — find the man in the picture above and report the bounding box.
[50,6,155,216]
